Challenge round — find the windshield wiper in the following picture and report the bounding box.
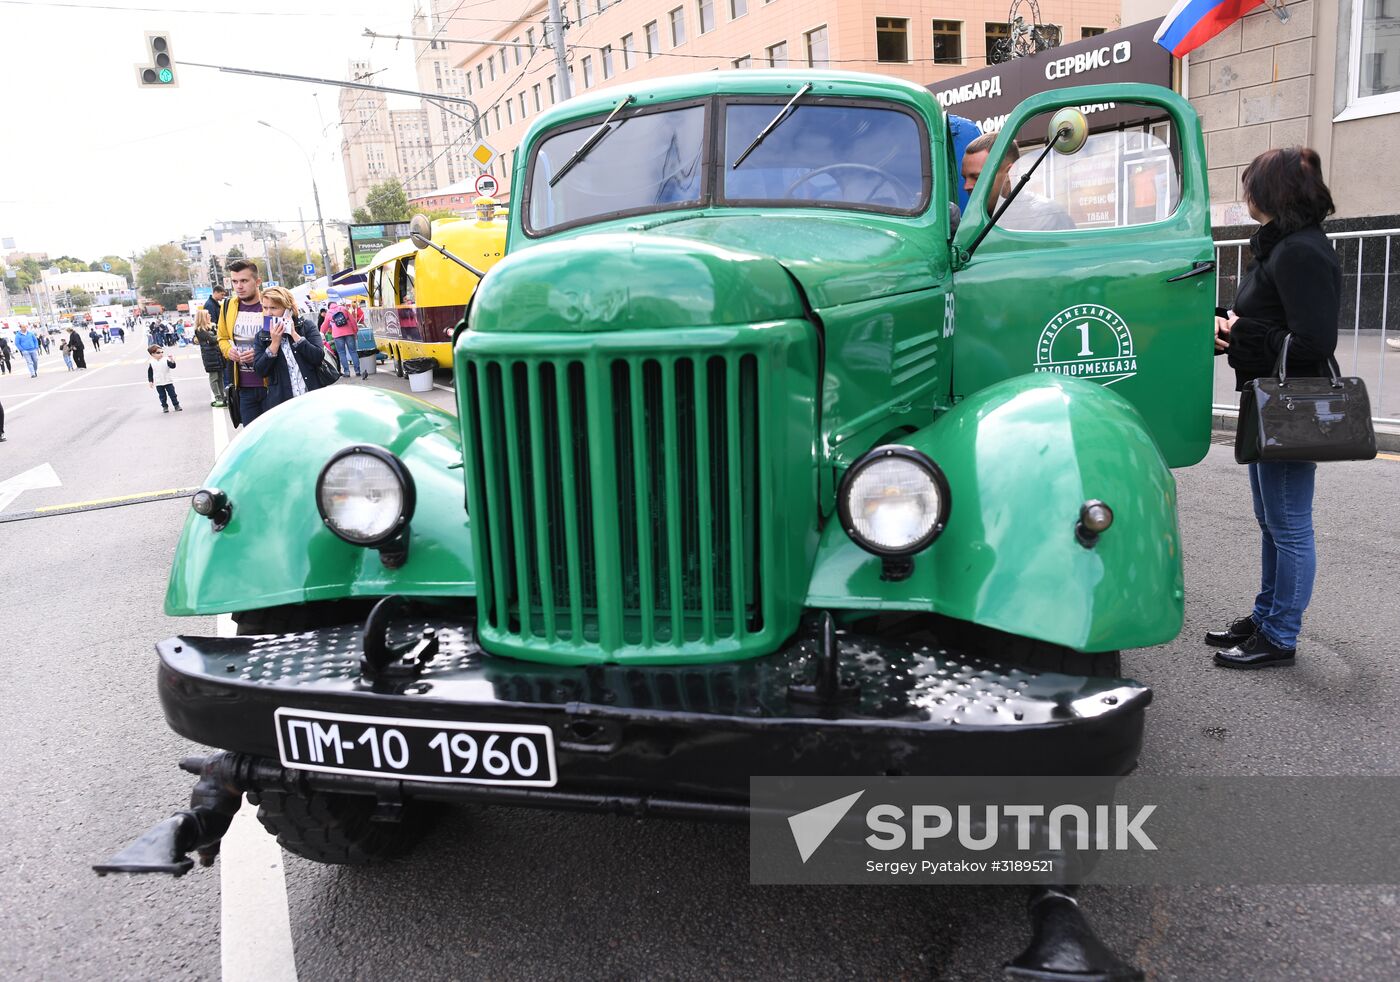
[549,95,636,187]
[730,82,813,170]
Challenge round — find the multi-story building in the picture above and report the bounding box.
[434,0,1120,198]
[412,4,488,191]
[202,220,287,263]
[339,60,399,211]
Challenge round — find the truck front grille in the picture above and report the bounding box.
[462,352,772,659]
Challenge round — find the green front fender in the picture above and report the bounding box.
[806,374,1184,651]
[165,387,475,616]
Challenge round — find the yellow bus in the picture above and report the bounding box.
[363,206,508,372]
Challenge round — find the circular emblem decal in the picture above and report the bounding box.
[1034,304,1138,386]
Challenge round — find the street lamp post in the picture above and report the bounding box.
[259,120,333,277]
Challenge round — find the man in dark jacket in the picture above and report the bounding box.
[203,287,226,333]
[0,334,11,375]
[194,319,227,407]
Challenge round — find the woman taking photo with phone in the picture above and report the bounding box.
[253,286,327,414]
[1207,147,1341,669]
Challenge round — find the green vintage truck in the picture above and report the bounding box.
[101,72,1215,980]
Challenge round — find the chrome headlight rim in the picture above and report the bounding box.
[314,445,417,548]
[836,444,952,557]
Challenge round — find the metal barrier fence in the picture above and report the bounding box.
[1214,227,1399,426]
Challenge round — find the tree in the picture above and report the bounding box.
[135,243,194,309]
[226,246,245,260]
[63,288,93,309]
[352,178,411,224]
[88,255,133,283]
[418,207,459,222]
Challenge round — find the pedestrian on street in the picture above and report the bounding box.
[0,334,11,375]
[216,259,270,427]
[147,344,183,413]
[1208,147,1341,670]
[192,309,226,407]
[254,286,326,413]
[67,325,87,369]
[58,337,75,371]
[39,333,51,354]
[89,327,101,351]
[325,299,359,380]
[203,286,226,334]
[14,324,41,377]
[0,396,6,442]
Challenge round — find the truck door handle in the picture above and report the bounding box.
[1166,260,1215,282]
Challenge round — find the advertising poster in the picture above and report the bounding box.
[349,222,411,269]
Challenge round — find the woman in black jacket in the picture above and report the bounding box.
[252,286,326,415]
[1208,147,1341,669]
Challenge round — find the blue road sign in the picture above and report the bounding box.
[102,262,111,271]
[303,263,316,276]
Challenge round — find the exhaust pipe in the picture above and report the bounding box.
[94,752,256,877]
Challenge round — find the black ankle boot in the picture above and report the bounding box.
[1205,615,1256,648]
[1214,632,1296,669]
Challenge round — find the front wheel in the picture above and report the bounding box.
[248,786,435,866]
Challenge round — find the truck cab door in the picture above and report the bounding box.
[951,84,1215,467]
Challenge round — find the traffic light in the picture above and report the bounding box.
[136,32,177,87]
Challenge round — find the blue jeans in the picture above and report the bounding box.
[332,335,358,376]
[1248,460,1317,649]
[20,349,39,376]
[237,385,268,427]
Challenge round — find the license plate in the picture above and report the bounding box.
[274,708,557,787]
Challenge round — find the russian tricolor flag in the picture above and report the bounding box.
[1154,0,1267,58]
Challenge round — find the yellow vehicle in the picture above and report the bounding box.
[364,201,507,372]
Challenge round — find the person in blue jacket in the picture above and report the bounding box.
[13,324,41,378]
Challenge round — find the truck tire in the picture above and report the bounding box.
[247,787,433,866]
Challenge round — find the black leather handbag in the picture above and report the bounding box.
[1235,335,1377,464]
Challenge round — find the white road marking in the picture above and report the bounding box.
[0,462,61,514]
[19,374,207,395]
[211,429,298,982]
[5,359,120,413]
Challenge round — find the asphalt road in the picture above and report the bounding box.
[1,341,1397,981]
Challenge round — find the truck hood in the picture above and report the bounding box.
[469,231,806,333]
[647,214,943,309]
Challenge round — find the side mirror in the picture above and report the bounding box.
[1049,108,1089,155]
[409,214,433,249]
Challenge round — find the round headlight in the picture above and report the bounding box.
[316,447,416,546]
[837,446,951,556]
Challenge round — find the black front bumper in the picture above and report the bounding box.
[157,616,1150,819]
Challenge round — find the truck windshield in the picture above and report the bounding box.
[528,105,706,234]
[723,102,927,213]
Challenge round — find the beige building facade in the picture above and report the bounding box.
[1125,0,1400,228]
[438,0,1123,197]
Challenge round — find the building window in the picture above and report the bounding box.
[645,20,660,57]
[805,25,829,68]
[533,83,542,111]
[733,55,752,68]
[494,106,501,128]
[876,17,909,63]
[488,59,496,82]
[1340,0,1400,120]
[520,92,528,118]
[527,27,535,50]
[548,75,557,103]
[477,64,485,87]
[932,20,962,65]
[731,0,747,18]
[582,54,595,87]
[697,0,715,35]
[766,41,788,67]
[1081,26,1106,38]
[602,44,614,78]
[514,37,522,65]
[505,100,513,125]
[670,7,686,46]
[622,33,635,69]
[986,22,1010,65]
[466,74,472,95]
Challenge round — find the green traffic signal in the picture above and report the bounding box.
[158,68,173,83]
